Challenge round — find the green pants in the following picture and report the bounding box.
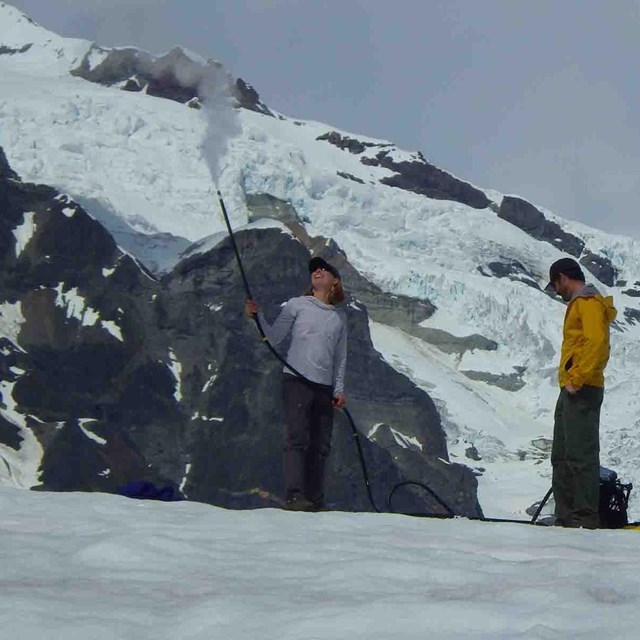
[551,386,603,528]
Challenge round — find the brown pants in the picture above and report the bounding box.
[551,385,603,528]
[283,375,334,505]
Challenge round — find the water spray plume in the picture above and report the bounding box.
[199,64,241,191]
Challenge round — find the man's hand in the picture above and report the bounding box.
[245,299,259,318]
[565,383,579,395]
[333,394,346,409]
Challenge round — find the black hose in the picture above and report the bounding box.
[217,191,549,526]
[217,191,254,300]
[388,481,456,517]
[343,407,381,512]
[530,487,553,524]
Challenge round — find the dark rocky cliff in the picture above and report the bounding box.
[0,147,481,517]
[71,45,273,115]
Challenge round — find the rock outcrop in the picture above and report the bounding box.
[317,131,491,210]
[71,45,273,115]
[498,196,617,286]
[498,196,585,257]
[0,149,481,517]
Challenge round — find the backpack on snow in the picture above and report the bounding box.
[599,468,632,529]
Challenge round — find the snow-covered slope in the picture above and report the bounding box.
[2,486,640,640]
[2,2,640,518]
[0,1,91,73]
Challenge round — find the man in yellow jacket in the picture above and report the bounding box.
[545,257,617,528]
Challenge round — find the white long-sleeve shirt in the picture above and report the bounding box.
[258,296,348,395]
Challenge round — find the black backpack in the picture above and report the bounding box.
[599,475,632,529]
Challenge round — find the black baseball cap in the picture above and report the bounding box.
[309,256,340,279]
[544,257,585,292]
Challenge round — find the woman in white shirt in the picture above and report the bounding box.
[245,257,347,512]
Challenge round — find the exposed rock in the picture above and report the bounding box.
[121,78,142,92]
[465,445,481,461]
[316,133,490,209]
[461,369,526,392]
[531,437,553,452]
[316,131,391,154]
[337,171,365,184]
[1,160,190,493]
[0,43,32,55]
[624,308,640,325]
[70,45,272,115]
[246,193,301,225]
[477,259,541,290]
[0,414,22,451]
[167,226,479,514]
[491,216,618,297]
[498,196,585,257]
[622,289,640,298]
[0,146,19,181]
[0,154,481,516]
[234,78,273,116]
[369,423,478,515]
[368,151,490,210]
[579,250,617,287]
[72,46,196,103]
[361,156,380,167]
[413,328,499,354]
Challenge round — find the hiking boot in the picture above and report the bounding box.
[282,496,316,512]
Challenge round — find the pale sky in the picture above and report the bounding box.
[8,0,640,239]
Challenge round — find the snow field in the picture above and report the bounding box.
[2,486,640,640]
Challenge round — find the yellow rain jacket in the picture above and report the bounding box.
[558,284,617,389]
